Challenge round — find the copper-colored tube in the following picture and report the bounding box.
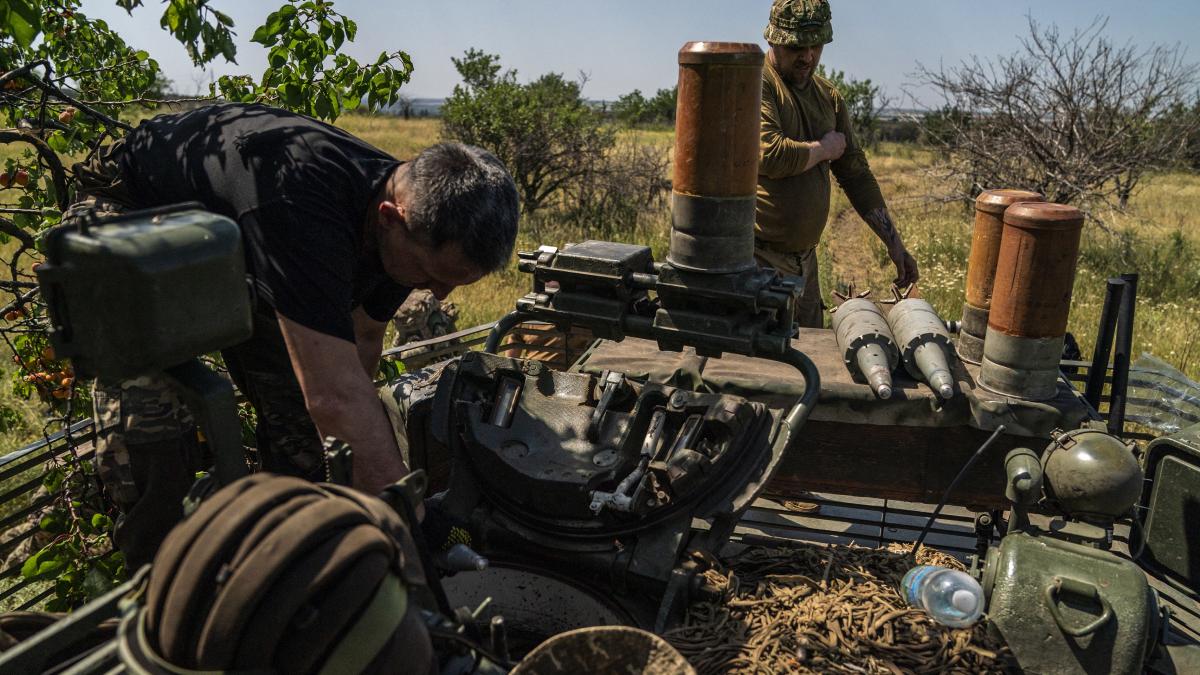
[988,202,1084,338]
[965,189,1044,309]
[673,42,763,197]
[668,42,764,273]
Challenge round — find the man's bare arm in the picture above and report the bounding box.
[351,306,387,378]
[276,313,409,495]
[863,207,919,288]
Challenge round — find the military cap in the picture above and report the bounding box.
[764,0,833,48]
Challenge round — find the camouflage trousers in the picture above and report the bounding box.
[68,145,325,568]
[754,243,824,329]
[90,310,327,569]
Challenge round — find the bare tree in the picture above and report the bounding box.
[914,17,1199,209]
[395,94,414,120]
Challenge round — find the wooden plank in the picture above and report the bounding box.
[765,420,1035,509]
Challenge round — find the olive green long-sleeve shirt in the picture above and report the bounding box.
[756,62,886,252]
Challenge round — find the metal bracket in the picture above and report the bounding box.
[587,370,625,442]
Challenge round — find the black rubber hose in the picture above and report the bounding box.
[772,347,821,449]
[483,310,531,354]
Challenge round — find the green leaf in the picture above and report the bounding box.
[38,512,67,534]
[91,513,113,531]
[213,10,234,27]
[21,546,67,580]
[314,87,332,119]
[268,45,289,68]
[163,1,181,32]
[42,467,65,493]
[343,17,357,41]
[82,566,116,598]
[218,34,237,64]
[2,0,42,48]
[252,10,288,45]
[46,130,69,153]
[134,50,150,62]
[278,82,302,107]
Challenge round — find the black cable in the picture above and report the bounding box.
[427,624,516,671]
[912,424,1007,553]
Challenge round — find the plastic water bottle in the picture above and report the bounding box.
[901,565,984,628]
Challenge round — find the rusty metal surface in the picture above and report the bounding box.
[673,42,762,197]
[576,332,1089,434]
[669,41,762,274]
[989,202,1084,339]
[575,332,1093,506]
[965,190,1043,309]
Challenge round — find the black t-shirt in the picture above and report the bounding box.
[116,103,410,342]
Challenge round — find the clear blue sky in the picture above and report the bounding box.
[85,1,1199,106]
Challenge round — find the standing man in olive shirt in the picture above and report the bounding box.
[757,0,919,327]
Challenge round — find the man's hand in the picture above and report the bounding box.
[275,314,410,495]
[817,130,847,163]
[888,244,920,288]
[796,130,848,172]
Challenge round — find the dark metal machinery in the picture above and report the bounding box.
[450,42,821,633]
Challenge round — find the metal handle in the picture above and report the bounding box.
[1044,576,1113,637]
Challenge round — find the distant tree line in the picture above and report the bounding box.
[610,87,677,127]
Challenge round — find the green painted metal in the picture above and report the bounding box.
[1142,423,1200,591]
[983,531,1159,675]
[37,206,252,380]
[1042,428,1143,523]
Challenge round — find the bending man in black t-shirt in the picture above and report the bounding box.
[67,103,519,567]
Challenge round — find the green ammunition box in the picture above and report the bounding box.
[37,206,252,380]
[982,531,1159,675]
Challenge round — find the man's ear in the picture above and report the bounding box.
[378,200,406,228]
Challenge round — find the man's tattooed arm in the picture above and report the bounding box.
[863,207,901,251]
[863,207,920,287]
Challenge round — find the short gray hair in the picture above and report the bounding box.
[404,143,519,272]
